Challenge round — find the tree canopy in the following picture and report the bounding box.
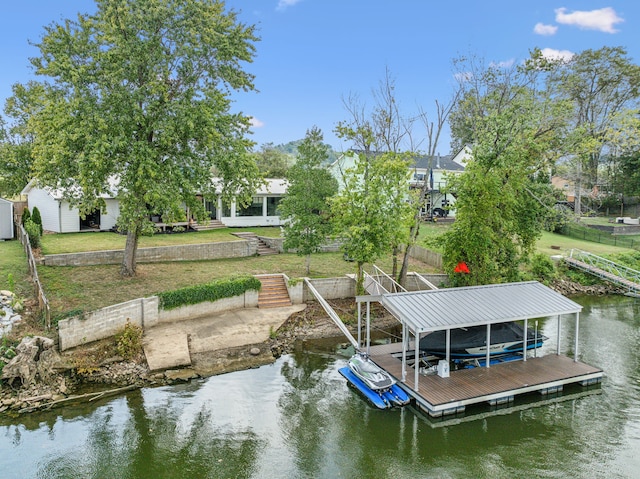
[444,54,567,285]
[278,126,338,274]
[18,0,262,276]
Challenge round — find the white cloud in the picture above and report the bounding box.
[534,22,558,36]
[540,47,575,62]
[555,7,623,33]
[277,0,302,11]
[249,117,264,128]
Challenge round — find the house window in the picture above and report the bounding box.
[237,197,263,217]
[266,197,281,216]
[222,202,232,217]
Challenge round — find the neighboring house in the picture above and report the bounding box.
[21,177,287,233]
[21,179,121,233]
[0,198,14,240]
[328,148,469,218]
[551,176,576,203]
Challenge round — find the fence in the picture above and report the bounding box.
[560,224,639,250]
[16,224,51,329]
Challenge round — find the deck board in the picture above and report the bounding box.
[369,342,602,414]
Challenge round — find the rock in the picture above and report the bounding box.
[250,347,261,356]
[1,336,61,387]
[165,368,198,381]
[0,290,13,298]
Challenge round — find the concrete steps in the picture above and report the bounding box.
[258,275,292,308]
[233,232,279,256]
[192,219,226,231]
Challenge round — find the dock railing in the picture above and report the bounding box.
[303,278,358,349]
[567,249,640,294]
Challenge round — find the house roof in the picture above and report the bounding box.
[411,154,464,172]
[21,177,120,200]
[0,197,13,205]
[379,281,581,333]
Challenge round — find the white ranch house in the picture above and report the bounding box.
[21,178,287,233]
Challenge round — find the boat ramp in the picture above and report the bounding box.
[309,270,603,418]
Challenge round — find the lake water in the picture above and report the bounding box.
[1,295,639,478]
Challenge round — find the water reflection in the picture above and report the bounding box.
[1,295,639,478]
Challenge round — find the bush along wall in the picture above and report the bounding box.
[157,275,262,310]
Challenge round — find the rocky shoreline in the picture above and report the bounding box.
[0,282,623,416]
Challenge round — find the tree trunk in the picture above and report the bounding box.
[398,220,420,287]
[356,261,365,296]
[121,228,139,277]
[305,254,311,275]
[391,246,398,279]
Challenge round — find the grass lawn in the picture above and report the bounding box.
[0,241,33,298]
[40,227,282,254]
[38,251,437,320]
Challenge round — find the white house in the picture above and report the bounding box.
[328,148,469,218]
[200,178,287,228]
[0,198,14,239]
[21,179,120,233]
[21,177,287,233]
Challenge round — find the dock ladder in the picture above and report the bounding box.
[565,249,640,295]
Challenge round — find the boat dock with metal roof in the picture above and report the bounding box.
[356,279,603,417]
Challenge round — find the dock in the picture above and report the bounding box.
[369,342,603,417]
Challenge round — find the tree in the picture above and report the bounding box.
[278,126,338,275]
[254,143,292,177]
[0,83,46,197]
[546,47,640,215]
[443,54,568,285]
[31,206,43,235]
[20,0,261,276]
[330,150,413,295]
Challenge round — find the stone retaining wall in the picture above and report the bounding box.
[44,239,256,266]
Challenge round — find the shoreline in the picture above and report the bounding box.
[0,282,623,415]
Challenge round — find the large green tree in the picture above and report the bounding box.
[546,47,640,215]
[20,0,261,276]
[253,143,292,178]
[278,126,338,275]
[444,54,568,285]
[0,83,46,197]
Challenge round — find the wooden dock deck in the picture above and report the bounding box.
[369,342,603,417]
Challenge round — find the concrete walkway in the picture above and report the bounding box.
[142,304,306,372]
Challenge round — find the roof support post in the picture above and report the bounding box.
[486,323,491,368]
[556,315,561,355]
[445,329,451,363]
[366,301,371,355]
[574,312,580,362]
[414,329,420,391]
[357,301,361,350]
[523,318,528,362]
[401,323,407,382]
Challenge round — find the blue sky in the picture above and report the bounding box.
[1,1,639,154]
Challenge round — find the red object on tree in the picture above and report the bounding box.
[454,261,470,274]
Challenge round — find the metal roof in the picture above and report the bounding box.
[380,281,582,333]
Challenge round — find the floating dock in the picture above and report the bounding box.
[369,342,603,417]
[338,366,410,409]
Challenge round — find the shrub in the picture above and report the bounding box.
[115,320,143,360]
[21,208,31,225]
[158,275,262,310]
[31,206,43,235]
[24,219,41,249]
[530,253,556,283]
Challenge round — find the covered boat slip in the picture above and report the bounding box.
[357,280,604,417]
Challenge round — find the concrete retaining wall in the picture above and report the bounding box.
[156,291,259,324]
[44,239,255,266]
[58,297,159,351]
[58,290,259,351]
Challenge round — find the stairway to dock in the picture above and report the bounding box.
[257,274,292,308]
[565,249,640,295]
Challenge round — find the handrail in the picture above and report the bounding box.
[303,278,358,349]
[569,249,640,284]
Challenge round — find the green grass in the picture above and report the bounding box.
[0,241,33,298]
[40,227,282,254]
[37,251,435,319]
